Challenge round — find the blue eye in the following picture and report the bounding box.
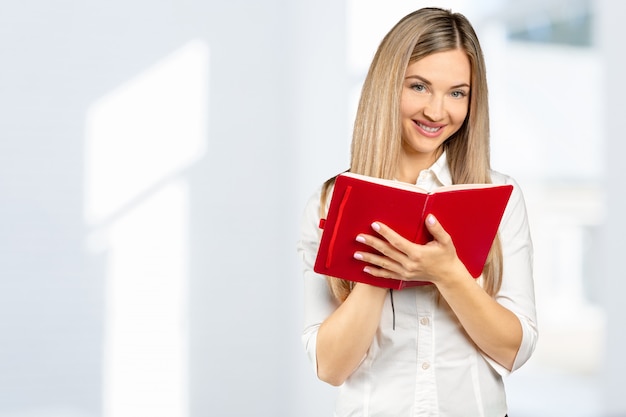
[451,90,468,99]
[411,83,427,92]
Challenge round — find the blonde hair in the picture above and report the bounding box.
[323,7,503,301]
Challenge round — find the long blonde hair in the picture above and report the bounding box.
[323,7,503,301]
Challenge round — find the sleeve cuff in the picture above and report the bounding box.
[482,313,538,377]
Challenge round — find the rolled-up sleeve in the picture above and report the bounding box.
[297,188,339,375]
[486,175,538,376]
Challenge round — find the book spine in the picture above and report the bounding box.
[411,193,432,244]
[324,185,353,268]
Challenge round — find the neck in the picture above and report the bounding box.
[396,148,443,184]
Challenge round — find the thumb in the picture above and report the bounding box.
[424,214,450,243]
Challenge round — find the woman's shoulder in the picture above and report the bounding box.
[489,169,523,189]
[489,169,529,208]
[489,169,529,222]
[301,176,336,225]
[305,174,341,212]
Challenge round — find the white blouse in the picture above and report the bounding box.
[297,154,538,417]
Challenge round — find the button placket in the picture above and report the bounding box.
[417,313,432,373]
[413,292,439,413]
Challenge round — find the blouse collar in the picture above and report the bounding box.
[415,151,452,189]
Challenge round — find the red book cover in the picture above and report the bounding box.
[313,172,513,290]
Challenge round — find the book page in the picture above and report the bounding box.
[340,172,503,194]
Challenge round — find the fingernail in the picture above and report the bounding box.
[371,222,380,231]
[356,235,366,243]
[426,214,436,225]
[363,266,372,274]
[353,252,363,260]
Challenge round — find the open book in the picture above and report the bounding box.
[314,172,513,290]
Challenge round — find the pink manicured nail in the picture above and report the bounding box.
[371,222,380,231]
[353,252,364,260]
[426,214,436,225]
[363,266,372,274]
[356,235,366,243]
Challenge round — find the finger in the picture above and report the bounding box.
[370,221,413,255]
[424,214,452,246]
[356,230,403,262]
[361,257,402,280]
[363,264,402,280]
[354,250,397,271]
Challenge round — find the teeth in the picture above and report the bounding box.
[418,122,440,133]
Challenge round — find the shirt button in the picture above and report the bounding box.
[420,317,430,326]
[422,362,430,370]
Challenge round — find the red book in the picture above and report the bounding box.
[314,172,513,290]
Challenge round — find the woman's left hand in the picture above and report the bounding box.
[355,214,524,371]
[354,214,468,284]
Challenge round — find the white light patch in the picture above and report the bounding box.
[84,40,209,417]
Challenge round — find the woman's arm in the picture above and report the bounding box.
[315,283,387,386]
[423,232,523,370]
[354,215,523,370]
[298,188,388,386]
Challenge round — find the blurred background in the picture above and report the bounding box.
[0,0,624,416]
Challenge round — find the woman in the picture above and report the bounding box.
[297,7,537,417]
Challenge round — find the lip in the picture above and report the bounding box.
[413,120,446,138]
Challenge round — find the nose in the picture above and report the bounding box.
[423,95,444,121]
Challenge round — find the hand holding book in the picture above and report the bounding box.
[352,214,474,287]
[314,172,513,290]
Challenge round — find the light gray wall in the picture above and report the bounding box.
[600,0,626,415]
[0,1,346,416]
[4,1,625,416]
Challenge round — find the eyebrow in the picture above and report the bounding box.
[405,75,470,90]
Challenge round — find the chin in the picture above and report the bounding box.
[403,141,445,157]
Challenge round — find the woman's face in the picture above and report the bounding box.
[399,48,471,169]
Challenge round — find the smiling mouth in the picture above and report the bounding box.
[416,121,442,133]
